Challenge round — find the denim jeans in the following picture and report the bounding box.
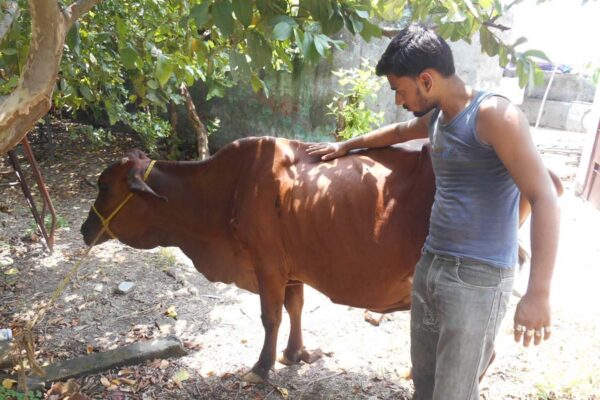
[410,250,515,400]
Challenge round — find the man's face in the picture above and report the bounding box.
[386,74,436,117]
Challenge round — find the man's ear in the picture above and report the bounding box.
[419,71,434,92]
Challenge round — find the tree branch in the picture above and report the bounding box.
[65,0,102,28]
[482,21,511,32]
[381,27,401,38]
[0,1,19,42]
[180,83,210,160]
[0,0,97,155]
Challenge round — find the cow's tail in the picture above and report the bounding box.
[518,242,529,268]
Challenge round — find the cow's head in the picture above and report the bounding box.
[80,149,167,247]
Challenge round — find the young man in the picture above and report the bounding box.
[307,24,559,400]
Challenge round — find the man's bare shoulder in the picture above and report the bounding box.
[477,95,528,145]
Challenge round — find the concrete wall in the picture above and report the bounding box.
[207,30,505,149]
[520,72,596,132]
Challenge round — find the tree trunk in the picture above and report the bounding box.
[179,83,209,160]
[167,101,180,160]
[0,0,100,156]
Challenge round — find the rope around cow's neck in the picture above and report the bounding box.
[11,160,156,391]
[92,160,156,239]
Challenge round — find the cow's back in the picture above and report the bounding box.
[231,137,434,312]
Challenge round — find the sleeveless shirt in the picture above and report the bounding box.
[424,91,520,269]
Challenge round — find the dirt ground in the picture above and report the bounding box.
[1,121,599,400]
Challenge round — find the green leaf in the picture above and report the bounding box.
[300,0,332,23]
[523,49,551,62]
[120,46,139,70]
[347,14,364,35]
[232,0,253,27]
[269,15,298,40]
[534,66,545,87]
[213,0,235,36]
[5,75,18,88]
[272,22,293,40]
[511,36,528,49]
[313,34,330,57]
[493,0,503,14]
[116,16,127,41]
[80,86,94,101]
[498,45,509,67]
[479,27,498,56]
[464,0,480,18]
[293,29,319,64]
[321,10,344,35]
[66,22,81,55]
[1,48,17,55]
[207,81,227,99]
[190,2,210,28]
[437,23,455,39]
[230,50,251,77]
[155,54,174,86]
[247,31,272,68]
[359,19,381,41]
[250,73,263,92]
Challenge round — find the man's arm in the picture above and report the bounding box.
[306,112,432,161]
[478,96,560,347]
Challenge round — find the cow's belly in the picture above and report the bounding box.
[289,252,419,313]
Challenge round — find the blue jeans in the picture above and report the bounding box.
[410,250,515,400]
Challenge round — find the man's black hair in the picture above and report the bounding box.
[375,24,455,78]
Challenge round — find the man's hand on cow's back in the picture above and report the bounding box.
[306,142,349,161]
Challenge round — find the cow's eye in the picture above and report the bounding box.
[98,183,108,192]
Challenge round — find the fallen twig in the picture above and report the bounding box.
[299,370,347,399]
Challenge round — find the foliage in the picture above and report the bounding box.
[1,0,380,156]
[67,124,113,149]
[0,385,44,400]
[327,60,384,140]
[26,213,69,238]
[370,0,552,88]
[0,0,565,153]
[583,61,600,85]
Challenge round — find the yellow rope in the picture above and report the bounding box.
[12,160,157,389]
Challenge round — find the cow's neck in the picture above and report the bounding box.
[145,158,237,246]
[141,157,257,291]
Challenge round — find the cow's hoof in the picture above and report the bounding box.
[301,347,323,364]
[242,371,265,384]
[279,348,323,365]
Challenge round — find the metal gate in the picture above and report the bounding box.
[582,120,600,209]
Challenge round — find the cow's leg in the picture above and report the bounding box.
[279,281,322,365]
[242,278,286,384]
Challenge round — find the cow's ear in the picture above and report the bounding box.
[127,172,168,202]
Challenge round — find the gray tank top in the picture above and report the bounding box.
[424,91,519,269]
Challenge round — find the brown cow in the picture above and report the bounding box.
[80,136,561,383]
